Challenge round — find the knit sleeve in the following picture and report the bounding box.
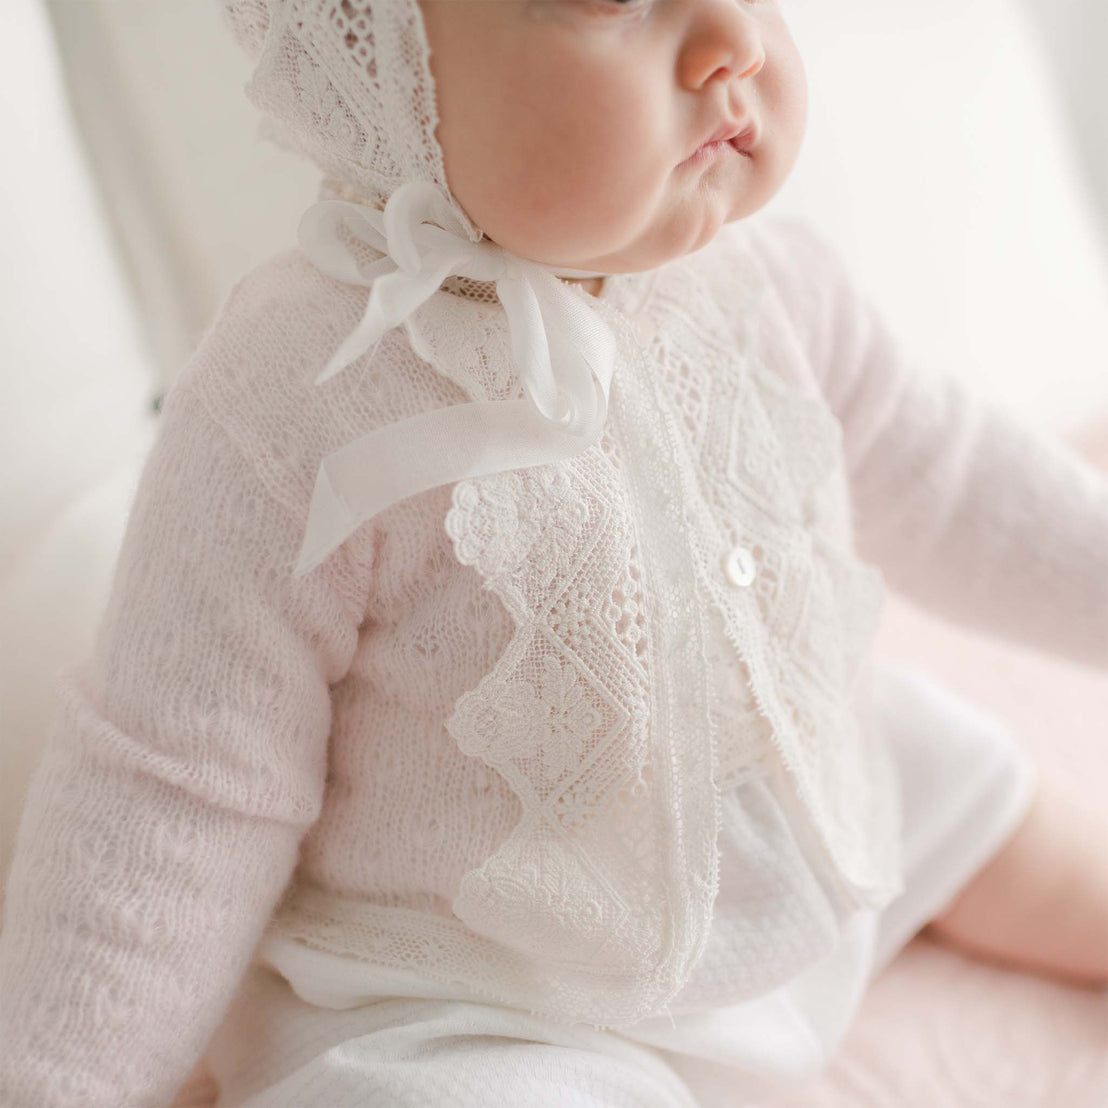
[754,214,1108,673]
[0,382,367,1106]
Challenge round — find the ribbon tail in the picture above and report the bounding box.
[537,269,619,389]
[314,291,393,385]
[532,271,620,431]
[295,459,355,577]
[292,395,610,578]
[496,274,559,420]
[314,252,466,386]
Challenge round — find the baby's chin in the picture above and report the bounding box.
[477,185,759,276]
[486,233,707,278]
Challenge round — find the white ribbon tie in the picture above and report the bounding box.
[291,181,620,577]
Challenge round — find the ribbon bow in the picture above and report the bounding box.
[292,181,620,577]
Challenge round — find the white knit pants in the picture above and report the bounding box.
[203,665,1038,1108]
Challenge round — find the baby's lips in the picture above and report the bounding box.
[731,125,758,153]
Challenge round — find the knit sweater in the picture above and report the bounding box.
[1,212,1105,1107]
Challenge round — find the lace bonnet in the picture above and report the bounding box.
[219,0,621,578]
[220,0,482,241]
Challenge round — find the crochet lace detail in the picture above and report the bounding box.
[238,0,481,240]
[432,339,722,1020]
[443,451,663,972]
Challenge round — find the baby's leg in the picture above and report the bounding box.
[923,768,1108,987]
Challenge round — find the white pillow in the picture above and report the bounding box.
[765,0,1108,435]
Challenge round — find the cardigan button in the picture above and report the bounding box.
[723,545,757,587]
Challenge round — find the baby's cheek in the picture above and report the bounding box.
[488,120,645,249]
[523,157,658,263]
[458,61,665,263]
[543,110,662,232]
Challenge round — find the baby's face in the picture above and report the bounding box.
[419,0,807,274]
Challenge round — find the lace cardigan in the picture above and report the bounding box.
[1,212,1105,1106]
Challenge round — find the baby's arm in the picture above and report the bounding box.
[758,217,1108,673]
[0,383,366,1106]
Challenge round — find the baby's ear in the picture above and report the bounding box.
[219,0,270,61]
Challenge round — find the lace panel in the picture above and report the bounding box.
[443,455,663,972]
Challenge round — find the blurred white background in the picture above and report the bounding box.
[2,0,1107,902]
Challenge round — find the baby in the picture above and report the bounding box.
[1,1,1106,1106]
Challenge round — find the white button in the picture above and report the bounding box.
[723,545,757,587]
[630,311,656,348]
